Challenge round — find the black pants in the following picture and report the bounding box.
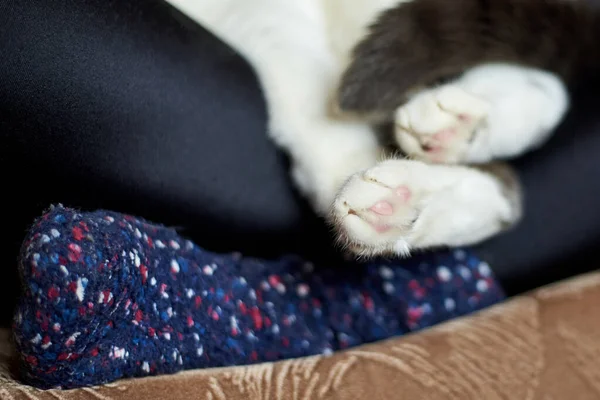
[2,0,599,323]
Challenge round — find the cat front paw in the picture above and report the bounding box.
[330,159,519,257]
[331,160,432,257]
[395,85,489,164]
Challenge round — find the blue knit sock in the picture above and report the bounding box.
[13,205,504,389]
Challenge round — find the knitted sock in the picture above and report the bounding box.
[13,205,504,389]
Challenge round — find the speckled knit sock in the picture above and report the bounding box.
[13,205,504,389]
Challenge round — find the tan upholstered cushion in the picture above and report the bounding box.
[2,271,600,399]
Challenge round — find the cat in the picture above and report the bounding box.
[165,0,600,257]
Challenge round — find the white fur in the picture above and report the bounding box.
[395,64,569,164]
[165,0,388,214]
[333,160,517,256]
[165,0,569,255]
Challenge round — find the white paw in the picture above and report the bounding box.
[331,160,517,257]
[395,85,490,164]
[332,160,436,257]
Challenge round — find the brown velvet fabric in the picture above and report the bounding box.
[2,271,600,399]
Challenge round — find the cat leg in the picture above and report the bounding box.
[331,159,521,257]
[167,0,381,214]
[394,63,569,164]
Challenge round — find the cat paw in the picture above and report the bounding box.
[330,159,518,257]
[331,160,437,257]
[395,85,490,164]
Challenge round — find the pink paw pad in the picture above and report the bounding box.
[369,201,393,216]
[423,144,444,154]
[373,224,391,233]
[395,185,412,202]
[432,128,456,142]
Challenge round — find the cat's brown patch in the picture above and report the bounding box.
[337,0,600,118]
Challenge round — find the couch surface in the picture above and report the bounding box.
[2,270,599,399]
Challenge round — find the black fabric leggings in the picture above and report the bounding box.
[2,0,599,323]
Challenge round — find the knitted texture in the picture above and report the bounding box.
[13,205,505,389]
